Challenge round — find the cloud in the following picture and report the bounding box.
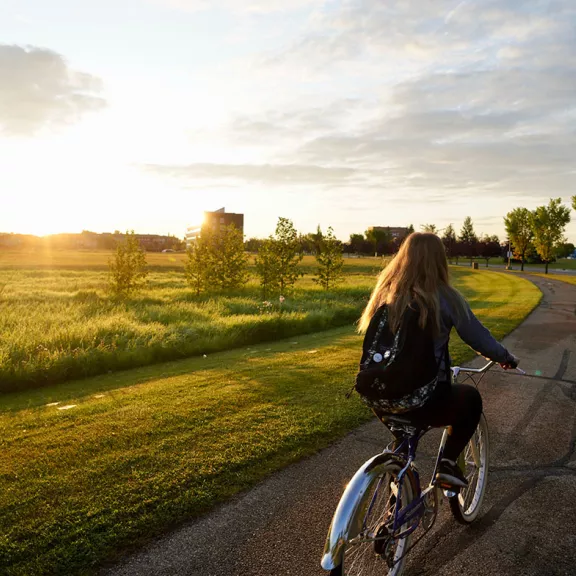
[145,162,359,185]
[0,44,106,135]
[157,0,323,14]
[261,0,570,77]
[141,0,576,237]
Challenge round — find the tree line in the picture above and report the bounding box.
[108,196,576,296]
[108,218,345,297]
[504,197,575,273]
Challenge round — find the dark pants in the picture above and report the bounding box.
[377,383,483,461]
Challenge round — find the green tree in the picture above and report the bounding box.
[314,227,344,290]
[207,224,249,290]
[108,230,148,297]
[459,216,478,265]
[184,233,211,295]
[274,217,303,293]
[531,198,571,274]
[365,227,391,255]
[442,224,457,261]
[311,224,324,254]
[245,237,265,253]
[421,224,438,234]
[459,216,477,244]
[299,227,324,254]
[504,207,533,271]
[406,224,415,235]
[255,238,280,298]
[572,196,576,211]
[556,242,575,259]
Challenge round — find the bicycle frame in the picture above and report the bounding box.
[387,426,448,535]
[321,424,451,571]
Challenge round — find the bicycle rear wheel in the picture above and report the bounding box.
[331,461,416,576]
[449,413,490,524]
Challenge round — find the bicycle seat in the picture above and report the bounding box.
[379,414,431,435]
[379,414,416,426]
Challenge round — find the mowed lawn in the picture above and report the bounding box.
[0,269,541,575]
[531,273,576,286]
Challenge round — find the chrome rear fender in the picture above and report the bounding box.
[321,452,408,571]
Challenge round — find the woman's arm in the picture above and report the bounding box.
[452,300,515,364]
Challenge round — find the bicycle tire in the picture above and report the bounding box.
[449,413,490,524]
[330,461,417,576]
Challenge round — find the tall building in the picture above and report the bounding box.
[186,208,244,246]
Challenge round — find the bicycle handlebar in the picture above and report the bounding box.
[452,361,526,376]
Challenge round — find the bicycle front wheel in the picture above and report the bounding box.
[331,461,416,576]
[449,413,490,524]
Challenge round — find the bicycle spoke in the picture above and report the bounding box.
[342,468,413,576]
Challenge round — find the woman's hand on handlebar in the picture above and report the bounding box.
[500,355,519,370]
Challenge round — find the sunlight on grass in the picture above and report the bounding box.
[0,269,541,575]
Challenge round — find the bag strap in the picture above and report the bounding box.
[361,305,404,369]
[361,306,389,370]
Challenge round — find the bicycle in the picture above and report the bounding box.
[321,360,525,576]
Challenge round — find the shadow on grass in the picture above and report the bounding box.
[0,327,358,413]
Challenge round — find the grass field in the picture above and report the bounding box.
[530,273,576,286]
[0,253,391,392]
[0,249,389,272]
[0,269,541,576]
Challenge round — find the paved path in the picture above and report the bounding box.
[102,276,576,576]
[453,262,576,275]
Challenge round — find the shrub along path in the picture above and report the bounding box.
[0,271,540,575]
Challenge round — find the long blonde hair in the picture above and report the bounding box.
[358,233,467,335]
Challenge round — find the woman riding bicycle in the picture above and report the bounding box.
[358,232,518,489]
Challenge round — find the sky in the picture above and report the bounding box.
[1,0,576,241]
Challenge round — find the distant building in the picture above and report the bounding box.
[367,226,410,241]
[186,208,244,247]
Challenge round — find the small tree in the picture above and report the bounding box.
[406,224,415,235]
[255,238,280,298]
[365,227,391,256]
[108,230,148,297]
[531,198,571,274]
[442,224,457,263]
[504,207,533,271]
[421,224,438,234]
[274,217,303,293]
[459,216,477,244]
[348,233,365,254]
[556,242,576,259]
[244,237,265,253]
[459,217,478,265]
[208,224,249,290]
[314,227,344,290]
[184,234,211,296]
[478,235,502,267]
[255,237,280,298]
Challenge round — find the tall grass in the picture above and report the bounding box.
[0,257,517,393]
[0,267,377,392]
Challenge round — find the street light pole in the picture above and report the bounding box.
[506,239,512,270]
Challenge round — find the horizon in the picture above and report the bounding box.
[2,1,576,243]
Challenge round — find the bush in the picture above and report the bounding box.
[108,231,148,297]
